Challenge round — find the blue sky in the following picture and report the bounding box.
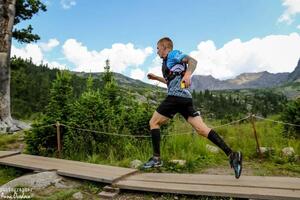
[12,0,300,84]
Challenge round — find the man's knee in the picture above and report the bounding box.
[149,118,159,129]
[188,116,210,136]
[149,111,169,129]
[194,124,204,133]
[196,124,210,136]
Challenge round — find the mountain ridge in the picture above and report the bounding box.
[190,59,300,91]
[72,58,300,92]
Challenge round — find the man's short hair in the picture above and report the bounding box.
[157,37,173,50]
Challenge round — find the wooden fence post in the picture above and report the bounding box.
[56,121,61,158]
[250,114,262,158]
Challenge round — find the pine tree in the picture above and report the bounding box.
[25,71,73,156]
[102,59,119,104]
[281,99,300,137]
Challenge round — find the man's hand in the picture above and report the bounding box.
[181,55,197,88]
[147,73,157,80]
[147,73,167,84]
[182,71,192,88]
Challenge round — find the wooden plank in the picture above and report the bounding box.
[0,155,59,171]
[1,152,299,199]
[6,154,134,175]
[115,179,300,200]
[6,154,130,172]
[57,165,137,183]
[57,169,136,184]
[0,151,20,158]
[0,154,137,183]
[125,173,300,190]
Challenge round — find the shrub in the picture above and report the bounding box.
[281,99,300,137]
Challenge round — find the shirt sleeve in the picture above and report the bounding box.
[166,50,187,69]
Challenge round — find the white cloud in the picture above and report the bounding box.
[130,68,145,81]
[190,33,300,79]
[297,24,300,29]
[11,43,66,70]
[40,38,60,52]
[45,61,67,70]
[62,39,153,73]
[60,0,76,9]
[278,0,300,24]
[11,44,43,64]
[147,56,163,77]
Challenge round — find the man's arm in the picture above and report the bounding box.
[147,73,167,84]
[181,56,197,87]
[182,55,197,75]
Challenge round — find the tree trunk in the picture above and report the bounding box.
[0,0,17,133]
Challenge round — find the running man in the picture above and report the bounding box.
[143,37,242,179]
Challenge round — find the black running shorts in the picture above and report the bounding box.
[156,96,200,120]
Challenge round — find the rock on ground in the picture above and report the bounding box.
[0,171,79,195]
[72,191,83,199]
[130,160,142,168]
[206,144,219,153]
[282,147,295,157]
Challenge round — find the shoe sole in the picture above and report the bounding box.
[142,162,163,169]
[235,152,242,179]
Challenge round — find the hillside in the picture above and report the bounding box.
[288,59,300,82]
[10,58,165,119]
[72,71,161,92]
[10,57,297,121]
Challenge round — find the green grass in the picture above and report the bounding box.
[31,180,105,200]
[69,115,299,175]
[32,188,79,200]
[74,116,227,172]
[0,166,27,185]
[0,132,27,186]
[0,132,21,150]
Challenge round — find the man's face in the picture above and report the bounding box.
[157,43,167,59]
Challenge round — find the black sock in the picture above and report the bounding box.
[151,129,161,157]
[208,129,232,156]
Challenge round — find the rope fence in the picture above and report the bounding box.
[254,115,300,127]
[61,123,151,138]
[21,114,299,158]
[27,114,299,138]
[209,115,251,129]
[32,124,57,129]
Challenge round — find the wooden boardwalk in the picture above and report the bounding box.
[0,151,137,183]
[115,173,300,200]
[0,151,300,199]
[0,151,21,158]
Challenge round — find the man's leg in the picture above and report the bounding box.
[187,116,242,178]
[187,116,232,156]
[149,111,170,129]
[149,111,169,157]
[143,111,169,169]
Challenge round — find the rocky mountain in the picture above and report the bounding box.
[73,59,300,95]
[191,59,300,91]
[288,59,300,82]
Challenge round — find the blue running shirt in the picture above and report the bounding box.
[164,50,192,98]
